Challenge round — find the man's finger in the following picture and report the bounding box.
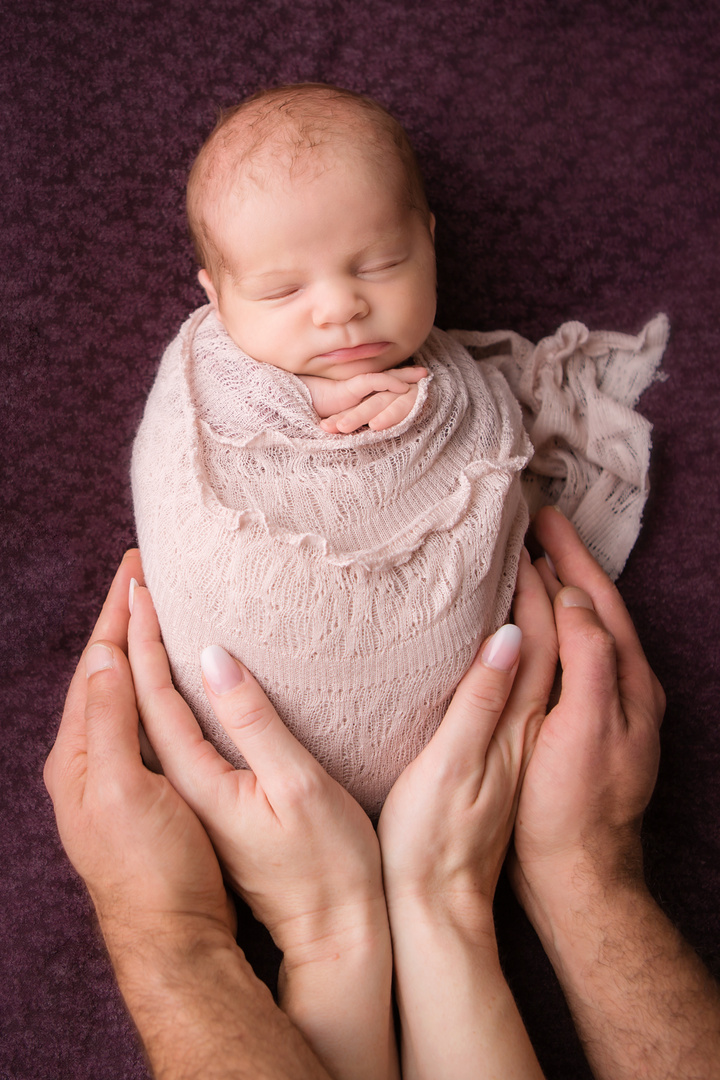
[83,641,144,774]
[90,549,144,653]
[46,551,144,790]
[533,507,658,717]
[551,586,622,728]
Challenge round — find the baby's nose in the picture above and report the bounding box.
[312,281,369,326]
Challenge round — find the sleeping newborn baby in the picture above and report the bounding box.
[133,83,667,818]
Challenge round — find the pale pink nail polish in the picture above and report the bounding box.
[129,577,138,614]
[201,645,245,694]
[481,623,522,671]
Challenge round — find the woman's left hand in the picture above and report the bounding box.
[378,550,558,933]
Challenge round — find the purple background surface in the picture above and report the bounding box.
[2,2,719,1077]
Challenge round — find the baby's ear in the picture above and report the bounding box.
[198,269,221,313]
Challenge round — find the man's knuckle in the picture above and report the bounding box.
[85,690,116,728]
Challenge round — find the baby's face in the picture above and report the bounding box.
[199,153,437,380]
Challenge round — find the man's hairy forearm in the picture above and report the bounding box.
[110,929,332,1080]
[531,880,720,1080]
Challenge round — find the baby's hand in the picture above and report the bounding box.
[301,368,427,432]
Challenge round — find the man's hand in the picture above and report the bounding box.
[300,367,427,432]
[510,508,720,1080]
[128,584,398,1080]
[44,551,233,958]
[510,506,665,919]
[44,555,335,1080]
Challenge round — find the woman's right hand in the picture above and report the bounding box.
[127,582,399,1080]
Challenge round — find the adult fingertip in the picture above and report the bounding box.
[481,623,522,671]
[558,586,595,610]
[86,642,115,677]
[201,645,245,695]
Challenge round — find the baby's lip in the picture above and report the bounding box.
[315,341,391,362]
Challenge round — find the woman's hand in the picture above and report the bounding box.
[128,581,384,963]
[378,549,558,933]
[376,551,555,1080]
[128,583,398,1080]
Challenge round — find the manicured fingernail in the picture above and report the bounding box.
[521,546,531,562]
[129,577,138,614]
[86,643,114,677]
[544,552,558,577]
[481,623,522,671]
[551,505,566,517]
[201,645,245,695]
[559,587,595,610]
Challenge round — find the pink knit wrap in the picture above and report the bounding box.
[132,307,667,817]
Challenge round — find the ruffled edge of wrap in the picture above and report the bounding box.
[176,308,529,571]
[451,314,669,578]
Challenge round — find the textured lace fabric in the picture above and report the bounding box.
[132,306,667,818]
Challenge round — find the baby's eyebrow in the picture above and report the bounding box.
[233,267,298,286]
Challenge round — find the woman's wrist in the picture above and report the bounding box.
[273,891,391,969]
[278,898,399,1080]
[385,882,498,952]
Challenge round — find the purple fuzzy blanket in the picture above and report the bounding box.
[2,2,719,1077]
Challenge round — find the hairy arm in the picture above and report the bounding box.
[512,507,720,1080]
[115,929,330,1080]
[526,878,720,1080]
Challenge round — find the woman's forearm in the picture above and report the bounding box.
[389,898,545,1080]
[278,901,400,1080]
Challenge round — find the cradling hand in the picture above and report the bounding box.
[44,552,234,966]
[127,583,387,971]
[378,550,558,937]
[509,507,665,926]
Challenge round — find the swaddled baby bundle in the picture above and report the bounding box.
[132,306,667,817]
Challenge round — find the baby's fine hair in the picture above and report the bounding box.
[187,82,430,279]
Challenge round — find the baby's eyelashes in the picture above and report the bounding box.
[258,286,302,301]
[357,258,405,275]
